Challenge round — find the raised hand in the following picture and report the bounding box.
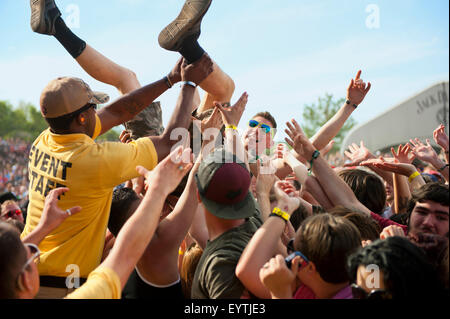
[347,70,371,106]
[168,57,184,85]
[215,92,249,127]
[195,106,223,133]
[39,188,82,232]
[433,124,449,152]
[255,159,278,196]
[181,53,214,86]
[119,130,132,144]
[273,180,300,214]
[137,145,193,196]
[344,141,374,167]
[284,119,316,161]
[391,144,415,164]
[360,158,417,177]
[409,138,439,164]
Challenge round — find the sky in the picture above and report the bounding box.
[0,0,448,141]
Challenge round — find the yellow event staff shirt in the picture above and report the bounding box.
[21,128,158,278]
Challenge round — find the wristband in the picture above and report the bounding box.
[270,207,290,222]
[346,99,358,108]
[408,171,420,183]
[225,124,237,130]
[438,164,449,172]
[164,75,173,88]
[182,81,197,88]
[308,150,320,176]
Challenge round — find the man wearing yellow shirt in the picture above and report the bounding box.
[21,58,212,298]
[0,145,193,299]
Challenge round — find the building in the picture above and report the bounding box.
[341,82,449,154]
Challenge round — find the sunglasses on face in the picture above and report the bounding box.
[3,209,21,219]
[248,120,272,134]
[351,284,392,300]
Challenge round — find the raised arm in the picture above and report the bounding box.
[22,188,81,245]
[216,92,250,169]
[344,140,393,185]
[433,124,449,163]
[285,119,372,216]
[310,70,371,150]
[97,58,183,135]
[100,146,193,289]
[150,54,214,161]
[236,181,300,299]
[410,138,449,183]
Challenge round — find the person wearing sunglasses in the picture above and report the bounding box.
[1,200,24,224]
[243,112,277,160]
[347,236,445,299]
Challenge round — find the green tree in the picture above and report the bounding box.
[0,100,123,142]
[301,93,357,152]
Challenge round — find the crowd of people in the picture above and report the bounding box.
[0,0,448,301]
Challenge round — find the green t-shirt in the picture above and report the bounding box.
[191,213,262,299]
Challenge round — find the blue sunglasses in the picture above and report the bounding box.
[248,119,272,134]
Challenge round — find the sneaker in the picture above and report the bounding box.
[158,0,212,52]
[30,0,61,35]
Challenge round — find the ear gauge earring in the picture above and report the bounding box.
[80,117,85,124]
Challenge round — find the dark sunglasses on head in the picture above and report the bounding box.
[248,119,272,134]
[4,209,21,218]
[351,284,392,300]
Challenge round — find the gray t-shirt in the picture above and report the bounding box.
[191,213,262,299]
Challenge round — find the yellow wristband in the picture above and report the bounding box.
[225,124,237,130]
[408,171,420,183]
[270,207,290,222]
[178,249,185,256]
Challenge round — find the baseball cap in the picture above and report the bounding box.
[40,77,109,118]
[195,148,256,220]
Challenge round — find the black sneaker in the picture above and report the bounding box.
[30,0,61,35]
[158,0,212,52]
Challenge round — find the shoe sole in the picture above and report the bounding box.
[158,0,212,51]
[30,0,50,34]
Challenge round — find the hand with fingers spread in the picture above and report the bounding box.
[360,157,417,177]
[39,188,82,233]
[433,124,449,153]
[193,106,224,134]
[215,92,249,128]
[137,145,193,196]
[347,70,372,107]
[391,144,415,164]
[284,119,316,161]
[344,141,374,167]
[409,138,440,164]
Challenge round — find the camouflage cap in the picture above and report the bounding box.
[124,101,164,139]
